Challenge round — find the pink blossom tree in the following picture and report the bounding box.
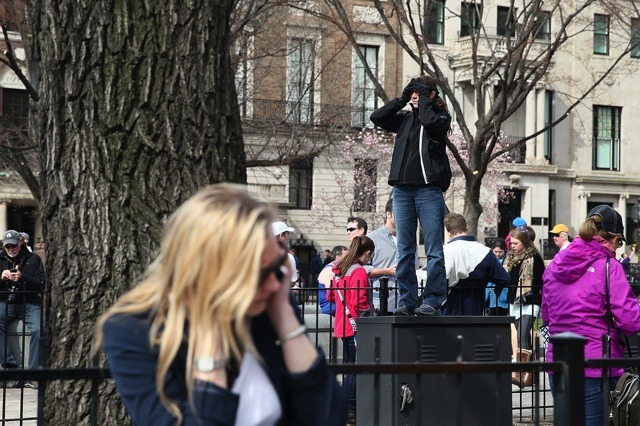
[445,125,514,237]
[311,128,394,232]
[313,125,512,238]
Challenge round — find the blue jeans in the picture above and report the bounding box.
[393,185,446,310]
[342,337,357,412]
[549,375,618,426]
[0,302,42,369]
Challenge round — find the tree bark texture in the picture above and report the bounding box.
[30,0,246,423]
[463,174,484,237]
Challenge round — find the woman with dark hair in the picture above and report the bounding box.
[542,205,640,425]
[485,238,508,316]
[503,226,545,387]
[370,75,452,318]
[327,235,374,424]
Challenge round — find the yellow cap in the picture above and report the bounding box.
[549,224,569,234]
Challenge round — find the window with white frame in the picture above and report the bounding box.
[544,90,553,163]
[2,88,29,130]
[352,45,379,128]
[353,159,377,212]
[497,6,516,37]
[233,30,254,118]
[287,38,315,124]
[425,0,445,45]
[533,11,551,41]
[289,160,313,209]
[631,18,640,58]
[592,105,621,171]
[594,14,610,55]
[460,2,482,37]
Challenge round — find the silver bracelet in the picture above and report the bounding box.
[275,324,307,346]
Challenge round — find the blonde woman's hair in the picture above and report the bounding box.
[95,184,275,422]
[579,215,620,242]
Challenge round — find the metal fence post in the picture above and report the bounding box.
[379,278,389,316]
[551,332,587,426]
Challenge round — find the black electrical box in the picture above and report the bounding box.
[356,316,513,426]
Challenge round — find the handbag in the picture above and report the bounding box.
[604,258,640,426]
[610,372,640,426]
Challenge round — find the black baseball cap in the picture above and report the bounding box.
[587,205,627,243]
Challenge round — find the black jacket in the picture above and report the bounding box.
[370,96,452,190]
[505,254,545,306]
[0,246,46,304]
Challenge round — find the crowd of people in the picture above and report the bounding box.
[307,205,638,425]
[87,74,639,425]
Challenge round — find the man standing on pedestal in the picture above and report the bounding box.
[370,75,452,316]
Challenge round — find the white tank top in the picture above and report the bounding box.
[231,351,282,426]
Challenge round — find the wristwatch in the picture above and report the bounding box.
[195,357,226,372]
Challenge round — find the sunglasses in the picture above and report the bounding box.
[346,227,357,233]
[258,251,288,284]
[4,244,17,249]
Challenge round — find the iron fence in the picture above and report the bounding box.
[1,286,639,425]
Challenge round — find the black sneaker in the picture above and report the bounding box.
[414,304,440,316]
[23,381,38,389]
[393,305,413,316]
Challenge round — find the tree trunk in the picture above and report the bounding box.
[30,0,245,423]
[463,173,484,237]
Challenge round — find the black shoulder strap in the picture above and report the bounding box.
[605,258,633,358]
[605,258,612,342]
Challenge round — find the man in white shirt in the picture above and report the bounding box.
[272,222,299,286]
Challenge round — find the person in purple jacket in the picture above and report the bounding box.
[542,205,640,426]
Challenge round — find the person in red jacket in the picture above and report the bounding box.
[327,235,374,424]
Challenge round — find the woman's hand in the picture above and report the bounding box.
[264,259,318,373]
[266,259,293,316]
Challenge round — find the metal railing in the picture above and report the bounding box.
[1,331,637,425]
[1,285,638,425]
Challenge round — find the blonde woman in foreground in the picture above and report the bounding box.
[96,184,347,425]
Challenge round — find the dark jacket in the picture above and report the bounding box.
[442,235,511,315]
[102,299,348,425]
[370,96,452,190]
[505,254,545,306]
[0,246,46,304]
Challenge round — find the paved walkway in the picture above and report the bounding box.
[0,388,38,425]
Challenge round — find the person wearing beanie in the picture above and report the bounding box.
[542,205,639,425]
[505,217,528,249]
[0,229,46,388]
